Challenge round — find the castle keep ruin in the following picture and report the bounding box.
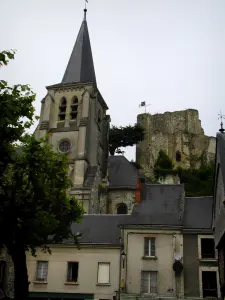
[136,109,216,177]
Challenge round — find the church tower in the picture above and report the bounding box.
[35,9,110,213]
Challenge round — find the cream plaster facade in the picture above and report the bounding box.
[27,246,120,300]
[122,228,184,298]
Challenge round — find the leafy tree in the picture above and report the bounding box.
[0,50,36,176]
[109,124,145,155]
[0,51,83,300]
[0,136,84,300]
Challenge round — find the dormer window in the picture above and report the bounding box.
[97,109,101,130]
[71,97,78,120]
[58,97,67,121]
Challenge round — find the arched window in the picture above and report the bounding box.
[176,151,181,162]
[58,97,67,121]
[97,109,101,130]
[71,96,78,120]
[117,203,128,215]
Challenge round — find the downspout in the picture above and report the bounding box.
[173,234,179,299]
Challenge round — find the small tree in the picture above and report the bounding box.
[1,136,84,300]
[109,124,145,155]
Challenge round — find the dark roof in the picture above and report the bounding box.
[69,188,214,245]
[61,11,96,85]
[216,132,225,191]
[71,215,129,245]
[108,156,138,189]
[184,196,213,229]
[130,184,184,226]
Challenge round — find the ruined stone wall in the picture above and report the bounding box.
[136,109,216,178]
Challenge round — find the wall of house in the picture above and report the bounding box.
[123,229,183,297]
[27,246,120,299]
[136,109,216,178]
[183,234,219,298]
[183,234,200,297]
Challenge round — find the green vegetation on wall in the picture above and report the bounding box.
[153,150,214,196]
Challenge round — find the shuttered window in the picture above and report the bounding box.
[144,237,156,256]
[36,261,48,281]
[97,262,110,284]
[141,271,157,294]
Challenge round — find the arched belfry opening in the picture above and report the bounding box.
[117,203,128,215]
[71,96,78,120]
[58,97,67,121]
[176,151,181,162]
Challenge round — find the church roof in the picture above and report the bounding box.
[61,9,96,85]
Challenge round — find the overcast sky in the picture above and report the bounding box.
[1,0,225,160]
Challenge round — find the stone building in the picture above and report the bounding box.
[136,110,216,178]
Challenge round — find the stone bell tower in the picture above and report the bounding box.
[35,9,110,213]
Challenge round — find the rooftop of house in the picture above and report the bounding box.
[216,132,225,191]
[69,184,213,245]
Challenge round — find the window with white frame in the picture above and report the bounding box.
[141,271,157,294]
[36,261,48,281]
[144,237,156,256]
[97,262,110,284]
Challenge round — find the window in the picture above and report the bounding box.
[71,97,78,120]
[201,238,215,259]
[67,262,79,282]
[141,271,157,294]
[117,203,128,214]
[202,271,217,298]
[58,97,67,121]
[144,237,156,257]
[59,140,72,153]
[36,261,48,281]
[175,151,181,162]
[97,262,110,284]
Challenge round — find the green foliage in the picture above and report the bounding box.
[154,150,175,178]
[0,50,36,175]
[153,149,214,196]
[177,161,214,197]
[0,49,15,67]
[109,124,145,155]
[1,135,84,252]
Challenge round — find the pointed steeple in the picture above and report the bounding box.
[62,9,96,84]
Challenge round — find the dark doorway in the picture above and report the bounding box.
[202,271,217,298]
[117,203,128,214]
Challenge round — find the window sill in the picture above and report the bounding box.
[96,283,111,286]
[142,256,157,260]
[64,282,79,285]
[199,258,217,262]
[33,281,48,284]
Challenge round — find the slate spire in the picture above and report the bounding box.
[62,9,96,84]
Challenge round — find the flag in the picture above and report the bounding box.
[139,101,146,107]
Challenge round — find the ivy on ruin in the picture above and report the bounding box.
[152,150,214,197]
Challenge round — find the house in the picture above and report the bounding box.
[213,130,225,297]
[27,184,218,300]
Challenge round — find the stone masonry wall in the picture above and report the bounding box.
[136,109,216,178]
[108,190,135,214]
